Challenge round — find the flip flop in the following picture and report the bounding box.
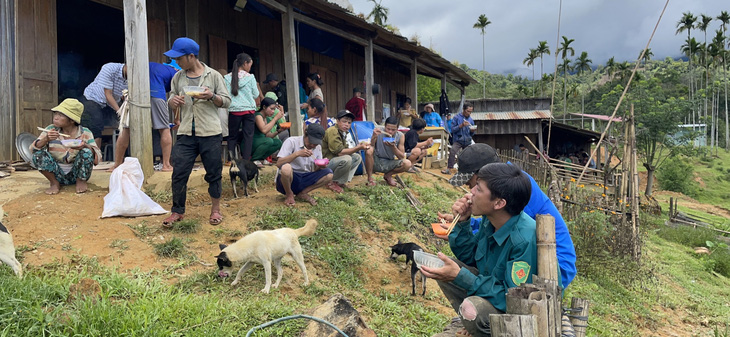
[209,211,223,226]
[162,212,184,228]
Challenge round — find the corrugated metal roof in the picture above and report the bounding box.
[471,110,552,121]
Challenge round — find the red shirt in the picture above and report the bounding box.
[345,96,366,121]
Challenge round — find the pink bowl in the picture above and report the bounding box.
[314,158,329,166]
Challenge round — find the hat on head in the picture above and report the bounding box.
[51,98,84,124]
[265,91,279,102]
[265,73,279,83]
[449,143,501,186]
[305,123,325,145]
[336,109,355,120]
[424,103,435,111]
[164,37,199,58]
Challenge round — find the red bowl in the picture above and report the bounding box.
[431,223,448,236]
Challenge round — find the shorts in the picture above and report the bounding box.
[373,156,402,173]
[276,169,332,195]
[151,97,171,129]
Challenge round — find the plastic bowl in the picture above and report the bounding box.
[314,158,329,166]
[413,250,444,269]
[431,223,448,236]
[382,137,396,143]
[468,125,478,131]
[279,122,291,129]
[183,86,205,96]
[60,139,83,147]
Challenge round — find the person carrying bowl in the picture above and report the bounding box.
[364,116,412,187]
[275,123,333,206]
[251,97,285,167]
[321,110,369,193]
[30,99,102,194]
[442,102,475,175]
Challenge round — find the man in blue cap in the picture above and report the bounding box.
[162,37,232,227]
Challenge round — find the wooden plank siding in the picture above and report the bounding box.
[0,0,16,160]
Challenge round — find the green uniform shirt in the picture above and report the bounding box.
[322,125,347,159]
[449,211,538,312]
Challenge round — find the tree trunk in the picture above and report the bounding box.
[645,168,655,196]
[482,34,486,99]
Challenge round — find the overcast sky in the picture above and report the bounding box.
[347,0,728,78]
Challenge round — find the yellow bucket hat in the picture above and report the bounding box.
[51,98,84,124]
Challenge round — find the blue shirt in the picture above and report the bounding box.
[450,212,538,312]
[451,113,474,146]
[149,62,178,100]
[423,112,443,127]
[469,167,577,288]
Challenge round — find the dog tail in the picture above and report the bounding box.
[295,219,318,237]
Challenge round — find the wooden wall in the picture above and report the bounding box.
[474,134,539,152]
[0,0,16,160]
[422,97,552,114]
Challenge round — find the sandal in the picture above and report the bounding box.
[366,179,377,187]
[327,181,343,193]
[162,212,184,228]
[209,211,223,226]
[407,167,420,173]
[441,168,451,175]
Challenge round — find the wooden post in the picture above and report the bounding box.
[489,314,538,336]
[411,59,418,110]
[281,1,302,136]
[123,0,154,178]
[0,0,15,161]
[570,297,590,337]
[365,38,375,122]
[536,214,558,281]
[630,104,641,259]
[533,275,561,337]
[184,0,199,42]
[506,286,549,337]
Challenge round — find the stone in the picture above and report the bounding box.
[300,293,377,337]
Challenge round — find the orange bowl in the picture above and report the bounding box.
[431,223,448,236]
[279,122,291,129]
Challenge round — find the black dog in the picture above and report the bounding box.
[390,240,426,296]
[229,150,260,198]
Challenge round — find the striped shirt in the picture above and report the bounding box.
[31,125,102,164]
[83,63,128,107]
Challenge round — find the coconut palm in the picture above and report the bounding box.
[605,56,617,80]
[556,36,575,122]
[536,41,550,96]
[638,48,653,66]
[676,12,697,101]
[473,14,491,98]
[698,14,713,127]
[718,10,730,148]
[573,51,592,117]
[366,0,388,26]
[523,48,538,96]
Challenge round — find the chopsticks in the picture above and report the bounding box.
[37,127,71,137]
[445,214,462,236]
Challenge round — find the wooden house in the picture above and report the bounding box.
[0,0,476,161]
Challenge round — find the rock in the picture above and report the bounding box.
[300,293,377,337]
[694,247,710,254]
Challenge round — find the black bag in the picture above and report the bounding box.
[274,80,288,110]
[439,89,450,117]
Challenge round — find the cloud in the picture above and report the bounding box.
[348,0,727,75]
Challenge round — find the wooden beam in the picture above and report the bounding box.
[282,1,302,136]
[0,0,15,161]
[441,76,446,92]
[411,59,418,110]
[292,12,368,46]
[255,0,286,13]
[373,45,412,64]
[123,0,154,177]
[365,38,375,122]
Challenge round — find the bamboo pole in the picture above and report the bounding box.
[630,104,641,259]
[489,314,538,337]
[506,286,549,337]
[536,214,558,282]
[570,298,590,337]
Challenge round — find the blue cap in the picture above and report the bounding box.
[164,59,182,70]
[164,37,199,58]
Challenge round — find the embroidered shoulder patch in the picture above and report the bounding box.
[511,261,530,286]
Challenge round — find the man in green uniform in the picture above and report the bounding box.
[421,163,536,337]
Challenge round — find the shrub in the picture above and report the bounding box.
[657,226,716,248]
[656,156,697,196]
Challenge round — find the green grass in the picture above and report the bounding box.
[689,150,730,209]
[153,237,188,258]
[171,218,201,234]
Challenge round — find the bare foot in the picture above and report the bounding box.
[76,179,88,193]
[383,174,398,187]
[297,193,317,206]
[45,183,60,195]
[161,165,174,172]
[284,194,296,206]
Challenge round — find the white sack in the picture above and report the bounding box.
[102,157,167,218]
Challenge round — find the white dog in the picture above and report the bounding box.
[215,219,317,293]
[0,221,22,278]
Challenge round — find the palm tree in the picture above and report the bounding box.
[573,51,593,118]
[718,10,730,149]
[473,14,492,98]
[556,36,575,122]
[698,14,713,130]
[536,41,550,96]
[638,48,653,66]
[523,48,538,96]
[605,56,617,80]
[676,12,697,103]
[366,0,388,26]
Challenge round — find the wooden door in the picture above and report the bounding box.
[147,19,167,64]
[309,65,338,117]
[16,0,57,137]
[208,35,228,72]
